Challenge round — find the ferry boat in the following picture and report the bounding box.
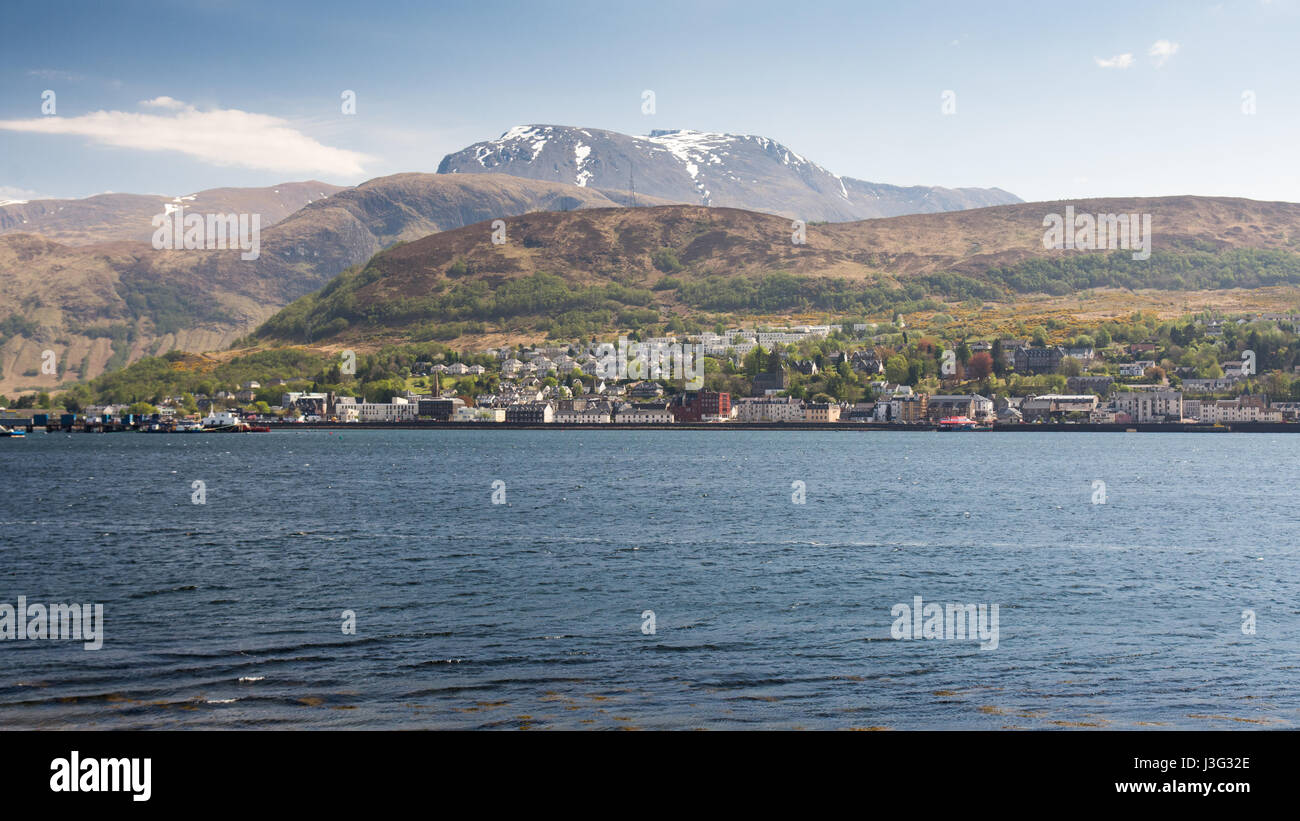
[200,421,270,432]
[200,411,268,432]
[937,415,989,431]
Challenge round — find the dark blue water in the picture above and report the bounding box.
[1,429,1296,729]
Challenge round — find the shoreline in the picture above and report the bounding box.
[12,420,1300,434]
[225,421,1278,433]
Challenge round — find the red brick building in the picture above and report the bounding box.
[670,391,732,422]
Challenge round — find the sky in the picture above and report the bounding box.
[1,0,1297,204]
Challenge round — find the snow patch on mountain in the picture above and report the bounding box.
[636,129,754,202]
[498,124,552,161]
[574,142,592,187]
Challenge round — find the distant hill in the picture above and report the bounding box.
[437,124,1022,221]
[253,195,1300,347]
[0,174,664,394]
[0,181,345,245]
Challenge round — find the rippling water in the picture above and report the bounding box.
[1,429,1297,729]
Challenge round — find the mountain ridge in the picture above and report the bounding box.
[437,124,1022,221]
[0,181,346,245]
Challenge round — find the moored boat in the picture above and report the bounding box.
[201,421,270,432]
[200,410,266,431]
[937,415,990,431]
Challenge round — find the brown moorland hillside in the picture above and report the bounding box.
[327,196,1300,297]
[0,174,671,394]
[250,196,1300,349]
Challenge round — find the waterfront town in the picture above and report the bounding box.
[6,311,1300,432]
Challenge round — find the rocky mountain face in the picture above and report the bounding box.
[437,125,1021,221]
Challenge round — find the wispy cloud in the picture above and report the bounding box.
[25,69,86,82]
[1095,53,1134,69]
[24,69,122,89]
[0,184,42,204]
[1149,39,1180,67]
[0,98,372,177]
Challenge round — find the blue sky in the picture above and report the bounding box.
[1,0,1297,204]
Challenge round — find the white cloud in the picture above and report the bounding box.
[1095,53,1134,69]
[139,96,189,110]
[1149,40,1180,66]
[0,99,372,177]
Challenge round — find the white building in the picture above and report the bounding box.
[614,407,675,424]
[1119,361,1157,378]
[357,398,419,422]
[554,407,612,424]
[1181,377,1238,392]
[501,358,525,378]
[733,397,805,423]
[1196,400,1282,423]
[454,406,505,422]
[1113,390,1182,422]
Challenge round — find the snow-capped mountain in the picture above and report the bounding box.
[437,125,1020,221]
